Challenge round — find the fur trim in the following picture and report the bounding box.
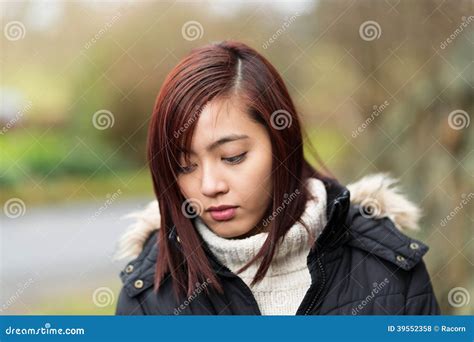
[346,172,422,232]
[114,200,160,260]
[114,173,422,260]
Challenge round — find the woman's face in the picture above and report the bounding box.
[176,97,273,239]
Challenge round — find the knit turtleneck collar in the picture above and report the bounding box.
[194,177,328,282]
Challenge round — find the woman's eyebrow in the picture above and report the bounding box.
[184,134,249,154]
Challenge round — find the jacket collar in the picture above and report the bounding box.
[313,177,351,253]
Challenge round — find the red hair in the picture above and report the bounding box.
[147,41,334,298]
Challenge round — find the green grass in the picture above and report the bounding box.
[0,168,152,205]
[23,284,122,315]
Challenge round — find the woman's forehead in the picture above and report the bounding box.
[196,97,247,129]
[186,101,255,147]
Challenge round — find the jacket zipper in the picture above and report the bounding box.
[202,240,262,314]
[304,252,326,315]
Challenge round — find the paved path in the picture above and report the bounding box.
[0,197,154,312]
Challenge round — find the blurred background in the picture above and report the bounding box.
[0,0,472,315]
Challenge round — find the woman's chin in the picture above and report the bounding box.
[206,221,251,239]
[210,226,245,239]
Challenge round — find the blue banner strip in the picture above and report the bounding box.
[1,316,473,342]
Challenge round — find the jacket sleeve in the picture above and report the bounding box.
[115,287,146,315]
[404,259,441,314]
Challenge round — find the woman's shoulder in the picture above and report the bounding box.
[342,174,437,309]
[344,173,429,270]
[338,174,439,313]
[115,227,159,311]
[114,199,161,307]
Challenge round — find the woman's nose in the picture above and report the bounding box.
[200,166,229,197]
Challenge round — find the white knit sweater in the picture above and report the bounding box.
[194,177,328,315]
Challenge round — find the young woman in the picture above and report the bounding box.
[115,41,440,315]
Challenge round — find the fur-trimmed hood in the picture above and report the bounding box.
[114,173,422,260]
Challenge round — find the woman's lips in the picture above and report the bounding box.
[209,207,237,221]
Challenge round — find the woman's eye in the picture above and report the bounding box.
[178,153,247,172]
[223,152,247,165]
[178,164,196,174]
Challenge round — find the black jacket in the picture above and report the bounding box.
[115,174,440,315]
